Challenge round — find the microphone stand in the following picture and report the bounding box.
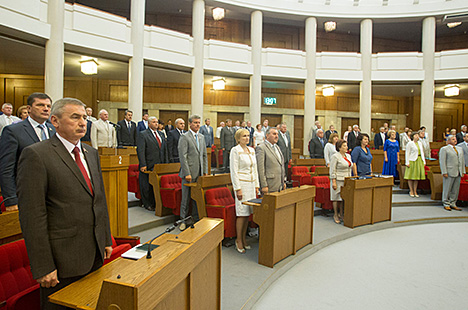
[146,216,193,259]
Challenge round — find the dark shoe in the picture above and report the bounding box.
[145,205,155,211]
[444,206,452,211]
[451,206,462,211]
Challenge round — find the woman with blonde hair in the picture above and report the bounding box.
[382,129,400,179]
[230,128,259,253]
[16,105,29,121]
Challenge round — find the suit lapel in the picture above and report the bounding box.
[22,120,40,143]
[187,132,200,153]
[147,129,161,150]
[82,144,97,193]
[265,142,282,165]
[51,136,93,196]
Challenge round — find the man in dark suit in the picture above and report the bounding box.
[199,118,214,147]
[137,113,149,132]
[220,119,235,173]
[347,125,361,151]
[167,118,185,163]
[456,125,467,144]
[137,117,168,211]
[178,114,208,230]
[246,121,255,146]
[374,127,386,150]
[324,125,338,141]
[164,119,174,133]
[277,123,292,178]
[0,92,55,212]
[17,98,112,310]
[80,119,92,142]
[117,110,137,146]
[309,129,326,158]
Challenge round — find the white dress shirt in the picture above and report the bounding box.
[55,133,91,178]
[28,116,49,141]
[265,140,282,162]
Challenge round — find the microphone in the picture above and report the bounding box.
[146,216,193,259]
[109,121,121,128]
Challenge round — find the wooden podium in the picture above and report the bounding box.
[49,218,224,310]
[245,186,316,268]
[340,177,393,228]
[100,154,130,237]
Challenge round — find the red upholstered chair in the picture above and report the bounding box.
[0,240,40,310]
[128,164,141,199]
[431,149,439,159]
[309,166,316,173]
[291,166,312,187]
[419,166,431,190]
[458,174,468,202]
[104,236,141,265]
[0,196,5,212]
[159,174,183,216]
[311,176,333,210]
[204,187,237,238]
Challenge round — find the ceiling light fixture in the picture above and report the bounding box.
[447,21,462,28]
[212,76,226,90]
[212,7,225,21]
[324,21,336,32]
[80,56,99,75]
[444,84,460,97]
[322,85,335,96]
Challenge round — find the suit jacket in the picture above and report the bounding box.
[246,127,255,146]
[347,131,361,151]
[0,114,20,135]
[167,129,184,162]
[256,142,285,192]
[81,120,92,142]
[277,131,292,164]
[137,120,148,132]
[117,120,137,146]
[374,132,385,150]
[0,120,56,207]
[199,124,214,147]
[324,130,338,141]
[137,129,168,170]
[91,119,117,149]
[457,142,468,167]
[456,132,465,144]
[308,136,325,158]
[178,131,208,180]
[439,145,465,177]
[164,124,174,133]
[17,135,112,279]
[220,126,235,151]
[405,141,426,166]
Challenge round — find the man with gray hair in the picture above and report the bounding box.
[91,109,117,149]
[374,127,386,150]
[256,127,286,194]
[0,103,20,135]
[347,124,361,151]
[167,118,186,163]
[456,125,467,144]
[277,123,292,176]
[16,98,112,309]
[309,128,326,158]
[178,114,208,230]
[310,120,322,140]
[439,135,465,211]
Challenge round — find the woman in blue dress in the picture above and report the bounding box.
[351,133,373,176]
[382,130,400,178]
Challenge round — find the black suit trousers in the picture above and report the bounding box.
[139,171,155,209]
[223,149,231,173]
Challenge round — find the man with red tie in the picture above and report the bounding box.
[17,98,112,310]
[137,116,168,211]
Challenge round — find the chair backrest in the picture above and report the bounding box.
[160,174,182,189]
[0,240,36,303]
[205,187,235,206]
[311,176,330,188]
[128,164,139,175]
[292,166,309,175]
[0,197,4,213]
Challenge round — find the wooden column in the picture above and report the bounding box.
[100,155,130,236]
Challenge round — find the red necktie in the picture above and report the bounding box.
[72,147,93,195]
[154,131,161,148]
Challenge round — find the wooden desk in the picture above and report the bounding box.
[0,211,22,244]
[291,148,301,161]
[246,186,316,268]
[50,218,224,310]
[340,177,393,229]
[397,164,409,189]
[427,166,443,200]
[294,158,326,167]
[370,149,384,175]
[99,147,138,165]
[313,166,329,176]
[186,174,232,219]
[147,163,181,216]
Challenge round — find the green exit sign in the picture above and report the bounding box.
[264,97,277,105]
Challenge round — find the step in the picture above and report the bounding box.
[128,206,176,235]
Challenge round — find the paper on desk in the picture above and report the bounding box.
[121,244,147,260]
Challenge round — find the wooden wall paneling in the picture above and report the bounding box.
[159,110,189,131]
[316,95,338,111]
[143,83,191,104]
[0,77,5,104]
[64,77,94,106]
[4,77,44,112]
[262,88,304,109]
[434,113,454,142]
[371,98,399,114]
[263,23,301,50]
[217,112,244,125]
[261,114,282,127]
[294,115,304,154]
[337,95,359,112]
[436,33,468,52]
[207,86,249,107]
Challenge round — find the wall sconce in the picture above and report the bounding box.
[447,22,462,28]
[212,76,226,90]
[324,21,336,32]
[444,84,460,97]
[322,85,335,96]
[80,56,99,75]
[212,7,225,21]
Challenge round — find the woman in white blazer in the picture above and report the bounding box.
[230,129,259,254]
[404,131,426,197]
[329,139,354,224]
